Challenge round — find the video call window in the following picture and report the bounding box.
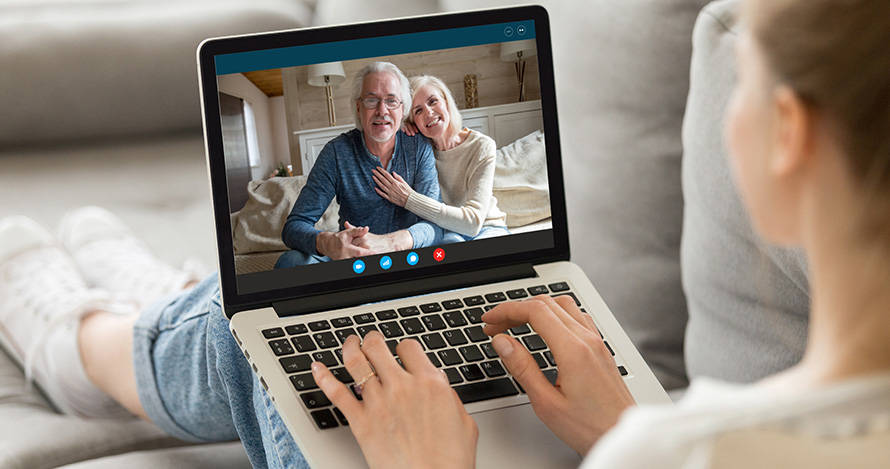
[216,24,554,294]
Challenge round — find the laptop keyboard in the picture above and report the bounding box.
[262,281,629,430]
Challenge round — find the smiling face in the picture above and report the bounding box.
[411,85,451,141]
[357,72,404,144]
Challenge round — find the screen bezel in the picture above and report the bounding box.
[197,5,569,316]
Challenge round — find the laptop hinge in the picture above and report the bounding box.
[272,263,537,317]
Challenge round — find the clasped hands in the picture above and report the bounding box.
[316,221,409,260]
[311,295,636,469]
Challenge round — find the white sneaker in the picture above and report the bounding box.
[0,216,137,418]
[58,207,201,311]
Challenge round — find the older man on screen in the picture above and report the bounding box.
[275,62,444,268]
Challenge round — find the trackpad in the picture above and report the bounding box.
[473,404,582,468]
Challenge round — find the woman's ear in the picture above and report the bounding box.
[771,85,815,178]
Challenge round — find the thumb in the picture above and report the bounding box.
[344,221,355,229]
[492,334,557,403]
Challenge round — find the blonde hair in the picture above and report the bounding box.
[746,0,890,238]
[406,75,463,137]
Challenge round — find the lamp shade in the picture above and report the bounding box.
[499,40,537,62]
[307,62,346,87]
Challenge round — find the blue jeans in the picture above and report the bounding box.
[441,225,511,244]
[132,274,309,469]
[274,250,330,269]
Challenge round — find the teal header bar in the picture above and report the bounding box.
[215,21,536,75]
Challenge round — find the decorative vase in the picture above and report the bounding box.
[464,74,478,109]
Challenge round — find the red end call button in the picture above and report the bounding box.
[433,248,445,262]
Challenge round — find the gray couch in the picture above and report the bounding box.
[0,0,809,467]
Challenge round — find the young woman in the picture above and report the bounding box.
[312,0,890,466]
[372,75,510,243]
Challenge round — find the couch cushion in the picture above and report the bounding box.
[681,0,809,382]
[0,0,313,147]
[0,346,201,469]
[493,130,551,227]
[60,442,249,469]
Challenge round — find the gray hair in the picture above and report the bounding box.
[350,61,411,131]
[406,75,463,137]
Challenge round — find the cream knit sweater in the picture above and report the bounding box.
[404,130,507,237]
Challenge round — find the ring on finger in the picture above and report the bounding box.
[354,371,377,396]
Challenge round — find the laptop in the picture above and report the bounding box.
[197,5,670,468]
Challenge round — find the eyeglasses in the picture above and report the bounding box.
[359,97,402,110]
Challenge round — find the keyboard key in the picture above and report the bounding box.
[544,350,556,367]
[480,342,498,359]
[548,282,570,292]
[459,345,484,362]
[262,328,285,339]
[443,329,468,347]
[604,341,615,356]
[308,320,331,331]
[509,325,532,336]
[444,367,463,385]
[426,352,442,368]
[335,349,344,364]
[522,334,547,352]
[484,292,507,303]
[310,409,339,429]
[331,317,354,328]
[421,332,447,350]
[311,351,338,367]
[291,335,316,353]
[459,363,485,381]
[330,367,354,384]
[280,355,312,374]
[386,340,399,356]
[437,349,463,366]
[353,313,375,324]
[527,285,549,295]
[290,372,317,391]
[314,332,338,349]
[532,353,547,369]
[443,311,468,328]
[543,369,558,385]
[463,296,485,306]
[379,321,404,338]
[400,318,425,335]
[285,324,308,335]
[268,339,294,356]
[465,326,488,343]
[422,314,447,331]
[333,407,349,426]
[356,325,379,337]
[618,366,628,376]
[454,378,518,404]
[335,328,357,344]
[506,289,528,300]
[301,391,331,409]
[481,360,507,378]
[442,299,464,310]
[463,308,484,324]
[420,303,442,314]
[397,306,420,317]
[375,309,398,321]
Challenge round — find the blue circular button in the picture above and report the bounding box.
[379,256,393,270]
[406,251,419,266]
[352,260,365,274]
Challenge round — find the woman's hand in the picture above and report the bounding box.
[372,167,412,207]
[482,295,635,455]
[313,332,478,469]
[401,120,419,136]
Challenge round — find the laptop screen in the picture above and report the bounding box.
[198,6,568,313]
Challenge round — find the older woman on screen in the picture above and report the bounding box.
[372,75,509,243]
